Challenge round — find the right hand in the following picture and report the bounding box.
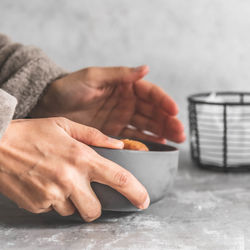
[0,117,150,222]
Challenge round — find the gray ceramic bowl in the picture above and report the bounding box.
[91,140,179,212]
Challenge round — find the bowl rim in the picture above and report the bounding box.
[91,139,178,154]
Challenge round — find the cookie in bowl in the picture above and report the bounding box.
[121,139,149,151]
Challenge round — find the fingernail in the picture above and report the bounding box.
[139,195,150,210]
[108,137,124,148]
[182,133,187,141]
[175,106,179,115]
[133,65,146,72]
[161,138,167,144]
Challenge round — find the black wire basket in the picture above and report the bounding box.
[188,92,250,172]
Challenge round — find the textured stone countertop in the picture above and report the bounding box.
[0,150,249,250]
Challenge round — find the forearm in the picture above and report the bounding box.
[0,33,67,119]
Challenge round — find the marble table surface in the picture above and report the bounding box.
[0,150,249,250]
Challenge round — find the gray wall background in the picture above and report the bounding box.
[1,0,250,147]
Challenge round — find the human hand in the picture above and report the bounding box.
[0,118,149,222]
[30,65,185,143]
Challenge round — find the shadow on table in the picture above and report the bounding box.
[0,195,135,229]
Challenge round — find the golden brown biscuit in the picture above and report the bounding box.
[121,139,149,151]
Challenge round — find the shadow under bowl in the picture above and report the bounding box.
[91,140,179,212]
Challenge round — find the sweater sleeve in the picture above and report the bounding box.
[0,34,67,119]
[0,89,17,139]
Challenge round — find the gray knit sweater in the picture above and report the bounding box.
[0,34,66,139]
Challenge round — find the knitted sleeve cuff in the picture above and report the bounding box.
[0,89,17,139]
[1,51,67,118]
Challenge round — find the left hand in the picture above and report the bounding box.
[30,65,185,143]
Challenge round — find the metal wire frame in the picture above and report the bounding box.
[188,92,250,172]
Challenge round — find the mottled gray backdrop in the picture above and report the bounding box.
[1,0,250,147]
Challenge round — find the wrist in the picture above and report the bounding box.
[29,79,61,118]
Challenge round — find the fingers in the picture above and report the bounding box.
[91,156,150,210]
[90,65,149,85]
[70,182,102,222]
[163,116,186,143]
[90,87,120,131]
[120,127,166,144]
[130,114,163,137]
[134,79,179,116]
[0,173,51,214]
[130,113,186,143]
[52,199,75,216]
[38,207,53,213]
[135,99,186,143]
[136,99,154,118]
[101,97,136,136]
[56,118,124,149]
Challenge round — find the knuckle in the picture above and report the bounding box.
[70,142,82,155]
[117,66,129,81]
[55,166,74,191]
[54,116,68,124]
[43,185,61,201]
[116,67,125,81]
[28,206,41,214]
[18,201,49,214]
[67,207,76,216]
[85,67,97,79]
[68,143,85,166]
[86,127,101,139]
[60,207,75,217]
[113,170,131,188]
[52,116,70,129]
[117,66,126,73]
[85,128,104,145]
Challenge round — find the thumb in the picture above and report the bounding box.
[57,118,124,149]
[95,65,149,84]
